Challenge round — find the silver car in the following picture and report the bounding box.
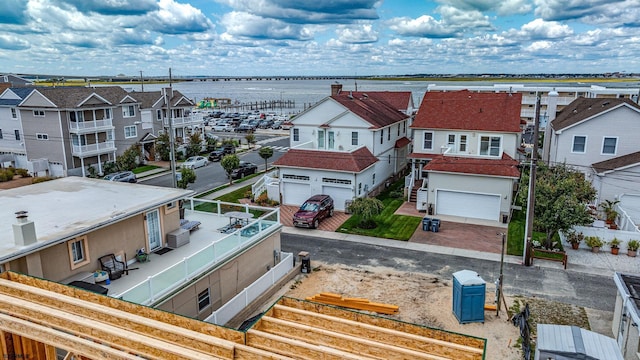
[103,171,137,183]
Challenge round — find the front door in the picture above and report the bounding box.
[146,209,162,251]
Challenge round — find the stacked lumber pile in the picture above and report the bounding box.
[306,292,399,315]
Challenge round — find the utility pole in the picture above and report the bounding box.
[496,232,506,317]
[167,68,177,188]
[523,93,541,266]
[139,71,144,92]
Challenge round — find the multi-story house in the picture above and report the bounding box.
[427,83,640,125]
[273,85,413,211]
[17,86,143,177]
[544,97,640,204]
[408,90,522,222]
[0,177,286,323]
[0,87,34,169]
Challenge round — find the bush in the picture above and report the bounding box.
[0,168,15,182]
[32,176,55,184]
[15,168,30,177]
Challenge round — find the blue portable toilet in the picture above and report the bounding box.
[452,270,486,324]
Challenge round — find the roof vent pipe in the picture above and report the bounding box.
[13,211,37,246]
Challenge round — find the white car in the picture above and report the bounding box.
[182,156,208,169]
[212,123,234,132]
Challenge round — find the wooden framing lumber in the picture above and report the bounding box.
[306,293,399,314]
[0,277,237,358]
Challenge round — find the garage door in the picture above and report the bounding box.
[282,182,311,207]
[322,186,353,211]
[436,190,500,221]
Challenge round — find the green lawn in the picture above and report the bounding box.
[337,181,421,241]
[507,210,562,256]
[132,165,161,174]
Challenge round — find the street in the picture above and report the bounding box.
[141,135,289,193]
[281,233,617,312]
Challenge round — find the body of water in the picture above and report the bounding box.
[125,79,639,115]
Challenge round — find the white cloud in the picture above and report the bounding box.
[388,15,459,38]
[534,0,625,21]
[221,11,312,40]
[438,0,531,15]
[520,18,573,39]
[438,5,493,30]
[336,24,378,44]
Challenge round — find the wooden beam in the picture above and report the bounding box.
[44,344,57,360]
[233,344,297,360]
[0,278,236,358]
[0,293,224,360]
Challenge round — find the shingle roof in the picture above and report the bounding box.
[412,90,522,133]
[335,91,413,112]
[0,87,36,106]
[424,153,520,178]
[395,137,411,148]
[592,151,640,174]
[130,91,162,109]
[274,147,378,172]
[330,95,408,129]
[32,86,131,108]
[551,97,640,131]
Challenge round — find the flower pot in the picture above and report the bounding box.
[611,247,619,255]
[628,250,638,257]
[591,246,600,253]
[571,243,580,250]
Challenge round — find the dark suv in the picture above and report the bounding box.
[293,195,334,229]
[208,144,235,161]
[230,161,258,179]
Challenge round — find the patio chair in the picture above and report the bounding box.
[98,254,126,280]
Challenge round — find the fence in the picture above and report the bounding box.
[205,252,293,325]
[567,226,640,251]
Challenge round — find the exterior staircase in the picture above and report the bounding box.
[409,185,421,203]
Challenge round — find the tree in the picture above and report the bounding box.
[155,133,171,161]
[258,146,274,172]
[245,133,256,148]
[220,154,240,185]
[176,167,196,189]
[186,132,203,158]
[205,136,218,152]
[348,197,385,229]
[116,144,142,171]
[517,162,596,248]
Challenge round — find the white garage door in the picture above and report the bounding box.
[282,182,311,206]
[436,190,500,221]
[322,186,353,211]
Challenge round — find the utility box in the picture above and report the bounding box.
[452,270,486,324]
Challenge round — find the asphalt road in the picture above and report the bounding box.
[281,233,617,312]
[140,135,289,193]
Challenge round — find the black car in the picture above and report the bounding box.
[235,124,255,132]
[230,161,258,179]
[208,144,235,161]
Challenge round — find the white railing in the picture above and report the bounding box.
[72,141,115,155]
[116,201,281,305]
[252,170,278,200]
[567,226,640,250]
[205,252,293,325]
[405,170,415,201]
[69,119,113,132]
[617,203,640,233]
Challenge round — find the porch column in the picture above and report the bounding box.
[97,154,103,175]
[80,158,86,177]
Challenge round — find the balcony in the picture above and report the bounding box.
[104,200,282,306]
[164,115,205,127]
[71,140,116,157]
[69,119,114,134]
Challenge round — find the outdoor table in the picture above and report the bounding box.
[225,211,254,227]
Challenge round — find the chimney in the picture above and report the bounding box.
[331,83,342,96]
[13,211,37,246]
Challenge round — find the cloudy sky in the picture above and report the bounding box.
[0,0,639,77]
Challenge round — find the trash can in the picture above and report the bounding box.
[301,256,311,273]
[422,217,431,231]
[431,218,440,232]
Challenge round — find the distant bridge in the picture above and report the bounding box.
[15,74,360,83]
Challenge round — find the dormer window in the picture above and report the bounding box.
[479,136,501,156]
[318,129,325,149]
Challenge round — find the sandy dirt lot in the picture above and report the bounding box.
[268,261,524,360]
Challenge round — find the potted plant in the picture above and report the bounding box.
[585,236,604,253]
[566,231,584,250]
[627,240,639,257]
[609,237,621,255]
[599,199,620,225]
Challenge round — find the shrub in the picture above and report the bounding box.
[255,192,270,206]
[585,236,604,248]
[15,168,30,177]
[32,176,55,184]
[0,168,15,182]
[628,240,640,251]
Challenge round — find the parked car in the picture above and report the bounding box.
[103,171,137,183]
[208,144,235,161]
[212,123,234,132]
[182,156,208,169]
[258,119,273,129]
[230,161,258,179]
[281,121,293,130]
[271,120,283,129]
[293,195,334,229]
[235,123,255,133]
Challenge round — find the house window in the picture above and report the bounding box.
[318,129,325,149]
[68,236,90,270]
[480,136,501,156]
[122,105,135,118]
[388,154,391,164]
[0,129,3,139]
[387,128,391,141]
[11,108,17,119]
[459,135,467,152]
[397,124,400,136]
[358,182,362,195]
[105,108,111,119]
[36,133,48,140]
[107,130,114,141]
[423,132,433,150]
[447,134,456,152]
[372,173,376,185]
[572,136,586,153]
[72,134,86,146]
[328,131,335,150]
[293,128,299,141]
[157,109,162,120]
[33,110,45,117]
[351,132,358,146]
[198,289,211,312]
[380,130,383,144]
[124,125,137,139]
[70,111,84,122]
[602,137,617,155]
[14,130,20,141]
